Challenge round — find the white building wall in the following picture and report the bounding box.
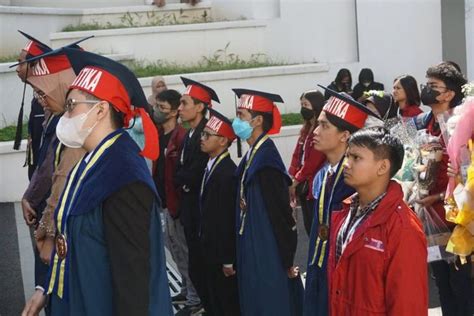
[466,0,474,80]
[355,0,443,91]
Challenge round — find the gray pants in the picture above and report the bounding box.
[164,211,200,306]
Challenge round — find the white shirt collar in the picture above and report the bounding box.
[207,155,218,171]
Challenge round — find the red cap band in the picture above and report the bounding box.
[323,96,368,129]
[184,84,212,107]
[206,116,236,141]
[237,94,281,135]
[70,66,159,160]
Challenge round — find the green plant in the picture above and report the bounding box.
[0,123,28,142]
[61,9,214,32]
[0,55,18,63]
[126,43,287,78]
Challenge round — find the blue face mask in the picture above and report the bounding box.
[232,117,253,140]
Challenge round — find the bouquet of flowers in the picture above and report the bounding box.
[403,129,454,262]
[439,83,474,263]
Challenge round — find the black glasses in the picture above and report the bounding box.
[65,99,98,113]
[200,131,224,140]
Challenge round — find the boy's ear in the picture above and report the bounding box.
[377,158,391,177]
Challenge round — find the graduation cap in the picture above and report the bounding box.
[317,84,379,132]
[206,109,236,141]
[12,31,53,150]
[181,77,220,107]
[232,88,284,135]
[363,90,398,120]
[19,30,52,58]
[51,48,158,159]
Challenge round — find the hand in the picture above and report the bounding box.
[222,265,236,277]
[447,162,460,179]
[36,237,54,265]
[21,199,36,226]
[289,182,297,208]
[22,289,46,316]
[415,194,440,208]
[287,266,299,279]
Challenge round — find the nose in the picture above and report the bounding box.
[313,125,321,136]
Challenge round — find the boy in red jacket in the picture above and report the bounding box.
[328,127,428,316]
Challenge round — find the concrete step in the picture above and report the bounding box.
[6,0,180,8]
[49,19,267,65]
[0,1,212,56]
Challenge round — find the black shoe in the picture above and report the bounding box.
[171,293,187,305]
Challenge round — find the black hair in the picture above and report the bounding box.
[156,89,182,110]
[348,127,404,178]
[394,74,420,106]
[249,110,273,134]
[426,62,467,107]
[301,90,325,117]
[192,97,208,117]
[325,112,357,134]
[358,68,374,83]
[335,68,352,87]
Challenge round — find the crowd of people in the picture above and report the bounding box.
[13,31,473,316]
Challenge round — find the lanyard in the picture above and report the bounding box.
[47,132,122,298]
[310,159,345,267]
[238,135,269,235]
[200,151,230,197]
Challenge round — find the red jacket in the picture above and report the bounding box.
[328,181,428,316]
[153,125,187,217]
[400,104,423,118]
[288,126,326,199]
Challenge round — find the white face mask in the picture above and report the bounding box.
[56,104,98,148]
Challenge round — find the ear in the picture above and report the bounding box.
[169,108,178,118]
[218,136,228,147]
[444,90,455,103]
[196,102,205,114]
[340,130,351,143]
[252,114,263,128]
[376,158,391,177]
[96,101,110,120]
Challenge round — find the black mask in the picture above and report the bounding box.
[420,85,440,106]
[153,110,169,125]
[300,107,314,121]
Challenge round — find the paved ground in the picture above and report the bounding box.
[0,203,447,315]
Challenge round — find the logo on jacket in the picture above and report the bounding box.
[364,237,384,252]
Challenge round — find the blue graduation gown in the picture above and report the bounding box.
[236,135,303,316]
[303,161,354,316]
[46,130,172,316]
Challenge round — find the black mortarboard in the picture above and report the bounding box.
[317,84,379,132]
[181,76,220,106]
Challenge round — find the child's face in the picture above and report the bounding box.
[343,144,386,189]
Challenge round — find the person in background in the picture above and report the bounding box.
[412,62,472,316]
[147,76,168,107]
[392,75,422,118]
[328,127,427,316]
[324,68,352,100]
[199,109,240,316]
[363,91,399,121]
[151,89,201,309]
[232,88,303,316]
[289,90,326,236]
[351,68,384,101]
[14,31,49,180]
[175,77,220,316]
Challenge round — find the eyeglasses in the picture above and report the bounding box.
[65,99,99,113]
[33,90,47,104]
[420,83,449,92]
[200,131,224,140]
